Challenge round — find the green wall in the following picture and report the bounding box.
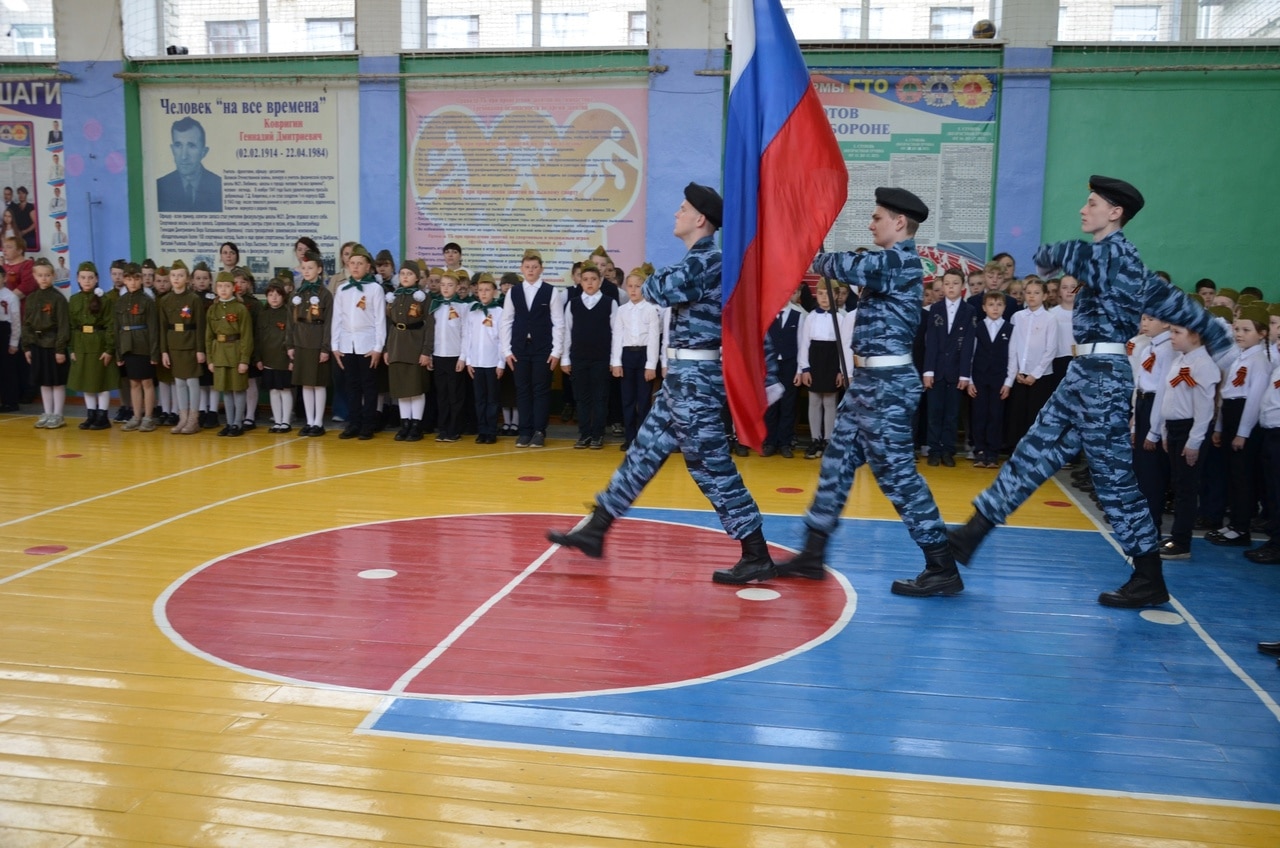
[1045,48,1280,296]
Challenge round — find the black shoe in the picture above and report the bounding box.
[1245,544,1280,564]
[712,529,776,584]
[202,411,220,429]
[620,440,631,452]
[773,527,828,580]
[115,406,133,422]
[88,409,111,430]
[217,425,232,436]
[927,453,941,466]
[1206,528,1252,547]
[531,431,545,447]
[779,445,793,459]
[406,421,424,442]
[891,543,964,596]
[78,413,94,430]
[339,425,360,440]
[1098,552,1168,608]
[805,440,823,460]
[358,431,375,440]
[941,454,956,467]
[1258,641,1280,657]
[547,505,613,558]
[227,425,243,437]
[309,425,325,437]
[948,510,995,566]
[574,436,590,449]
[761,444,776,458]
[590,436,603,450]
[515,434,531,448]
[733,442,749,457]
[395,421,412,441]
[1157,539,1191,560]
[298,425,314,436]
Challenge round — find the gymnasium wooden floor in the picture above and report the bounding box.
[2,407,1278,846]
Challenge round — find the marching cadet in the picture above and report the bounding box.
[547,182,774,583]
[22,258,71,429]
[384,259,434,442]
[947,176,1232,608]
[206,271,254,437]
[256,280,294,433]
[769,188,955,593]
[67,261,116,430]
[288,249,334,437]
[114,262,161,432]
[158,260,206,434]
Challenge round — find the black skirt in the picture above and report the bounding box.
[260,367,293,391]
[121,352,156,381]
[807,340,840,393]
[29,346,70,386]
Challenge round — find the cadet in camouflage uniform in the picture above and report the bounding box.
[768,188,957,594]
[548,183,772,582]
[947,176,1232,608]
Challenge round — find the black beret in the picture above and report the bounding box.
[875,187,928,223]
[684,182,723,229]
[1089,175,1145,220]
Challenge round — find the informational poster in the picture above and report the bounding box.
[813,70,997,279]
[140,86,349,274]
[406,85,647,281]
[0,80,64,286]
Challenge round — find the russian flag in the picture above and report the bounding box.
[722,0,848,450]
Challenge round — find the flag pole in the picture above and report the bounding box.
[821,274,850,388]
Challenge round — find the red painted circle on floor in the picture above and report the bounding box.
[56,453,82,459]
[161,515,851,698]
[1045,500,1072,508]
[275,464,301,469]
[776,487,805,494]
[518,476,543,482]
[25,545,67,555]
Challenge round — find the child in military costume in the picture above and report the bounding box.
[158,259,206,434]
[947,176,1233,608]
[256,280,293,432]
[22,258,71,429]
[233,267,262,430]
[384,259,434,442]
[548,183,773,583]
[190,262,219,427]
[206,273,254,437]
[769,188,955,594]
[114,262,161,432]
[67,261,116,430]
[288,249,334,437]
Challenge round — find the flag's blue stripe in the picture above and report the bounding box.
[723,0,818,306]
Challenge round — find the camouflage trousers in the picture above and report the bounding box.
[805,366,947,547]
[975,355,1159,557]
[596,358,763,540]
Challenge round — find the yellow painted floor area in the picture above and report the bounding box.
[0,411,1276,846]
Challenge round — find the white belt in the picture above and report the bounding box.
[853,354,913,368]
[667,348,720,361]
[1073,343,1128,356]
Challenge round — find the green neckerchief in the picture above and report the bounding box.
[430,293,465,314]
[341,273,376,292]
[471,299,500,317]
[296,280,323,296]
[393,286,421,297]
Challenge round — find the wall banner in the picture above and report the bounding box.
[813,69,997,278]
[406,85,647,281]
[0,80,66,285]
[140,87,342,275]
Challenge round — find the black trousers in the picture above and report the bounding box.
[969,380,1004,460]
[513,342,552,437]
[471,366,499,437]
[1132,391,1168,533]
[434,356,464,438]
[341,352,379,434]
[763,355,798,448]
[1220,397,1261,533]
[1165,418,1200,546]
[571,357,610,439]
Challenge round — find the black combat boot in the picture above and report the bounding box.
[773,526,828,580]
[891,543,964,597]
[712,528,776,584]
[1098,551,1169,608]
[948,509,995,566]
[547,505,614,558]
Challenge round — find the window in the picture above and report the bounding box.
[306,18,355,52]
[11,23,55,56]
[867,6,885,38]
[628,11,647,46]
[516,11,589,47]
[426,14,480,48]
[929,6,974,39]
[207,20,260,55]
[840,7,862,38]
[1112,5,1160,41]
